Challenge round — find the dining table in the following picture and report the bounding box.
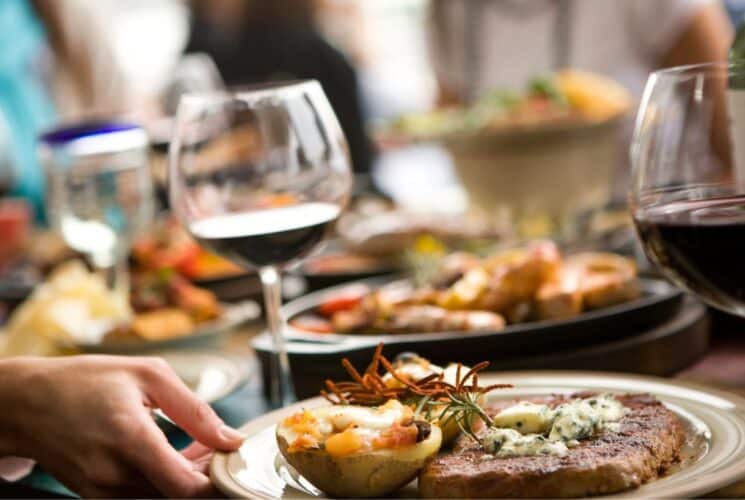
[5,303,745,498]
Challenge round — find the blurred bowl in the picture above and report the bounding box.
[439,116,624,232]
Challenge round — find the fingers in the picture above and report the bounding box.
[183,442,215,476]
[122,411,215,498]
[181,441,212,460]
[191,453,213,475]
[139,358,245,451]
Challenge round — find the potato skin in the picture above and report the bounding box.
[276,424,442,498]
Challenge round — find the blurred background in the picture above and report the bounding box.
[2,0,745,443]
[1,3,743,346]
[5,1,745,494]
[0,0,742,363]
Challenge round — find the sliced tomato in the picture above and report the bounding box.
[289,315,334,334]
[317,285,369,316]
[318,295,364,317]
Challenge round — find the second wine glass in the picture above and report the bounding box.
[169,80,352,406]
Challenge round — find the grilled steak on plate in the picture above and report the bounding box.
[419,393,685,498]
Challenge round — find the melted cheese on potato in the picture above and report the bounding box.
[280,400,417,455]
[327,400,410,431]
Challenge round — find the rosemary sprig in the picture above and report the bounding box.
[415,374,496,442]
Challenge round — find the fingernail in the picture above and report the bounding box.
[220,425,246,442]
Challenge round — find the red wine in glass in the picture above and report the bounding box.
[633,194,745,314]
[189,202,340,268]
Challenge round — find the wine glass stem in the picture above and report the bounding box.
[93,251,129,295]
[259,266,296,407]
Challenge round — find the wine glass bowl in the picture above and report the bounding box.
[631,63,745,316]
[169,80,352,406]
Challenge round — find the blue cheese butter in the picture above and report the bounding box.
[482,394,628,458]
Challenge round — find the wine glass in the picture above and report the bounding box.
[630,63,745,314]
[169,81,352,407]
[40,121,154,294]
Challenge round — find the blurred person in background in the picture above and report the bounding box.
[429,0,732,104]
[185,0,374,175]
[0,0,128,220]
[427,0,732,201]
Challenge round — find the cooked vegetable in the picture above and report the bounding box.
[318,292,365,316]
[276,401,442,497]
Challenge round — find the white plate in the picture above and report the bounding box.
[211,371,745,499]
[161,351,252,404]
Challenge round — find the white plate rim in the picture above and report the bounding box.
[211,370,745,499]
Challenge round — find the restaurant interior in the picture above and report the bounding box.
[4,0,745,498]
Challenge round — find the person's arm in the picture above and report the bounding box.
[659,2,732,68]
[0,355,244,498]
[659,2,734,171]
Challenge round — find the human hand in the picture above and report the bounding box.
[0,355,244,497]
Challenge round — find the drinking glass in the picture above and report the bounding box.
[40,122,155,294]
[169,81,352,406]
[630,63,745,314]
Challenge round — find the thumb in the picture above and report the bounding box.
[142,360,245,450]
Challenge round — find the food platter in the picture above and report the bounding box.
[211,371,745,499]
[277,276,682,354]
[68,300,260,354]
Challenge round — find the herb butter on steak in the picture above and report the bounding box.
[419,393,685,498]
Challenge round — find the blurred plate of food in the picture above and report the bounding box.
[132,216,262,302]
[276,241,682,355]
[83,301,260,355]
[0,260,259,356]
[386,70,630,141]
[379,70,632,237]
[337,208,508,257]
[333,193,509,257]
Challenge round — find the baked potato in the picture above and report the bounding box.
[276,400,442,497]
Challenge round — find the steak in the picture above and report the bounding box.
[419,393,685,498]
